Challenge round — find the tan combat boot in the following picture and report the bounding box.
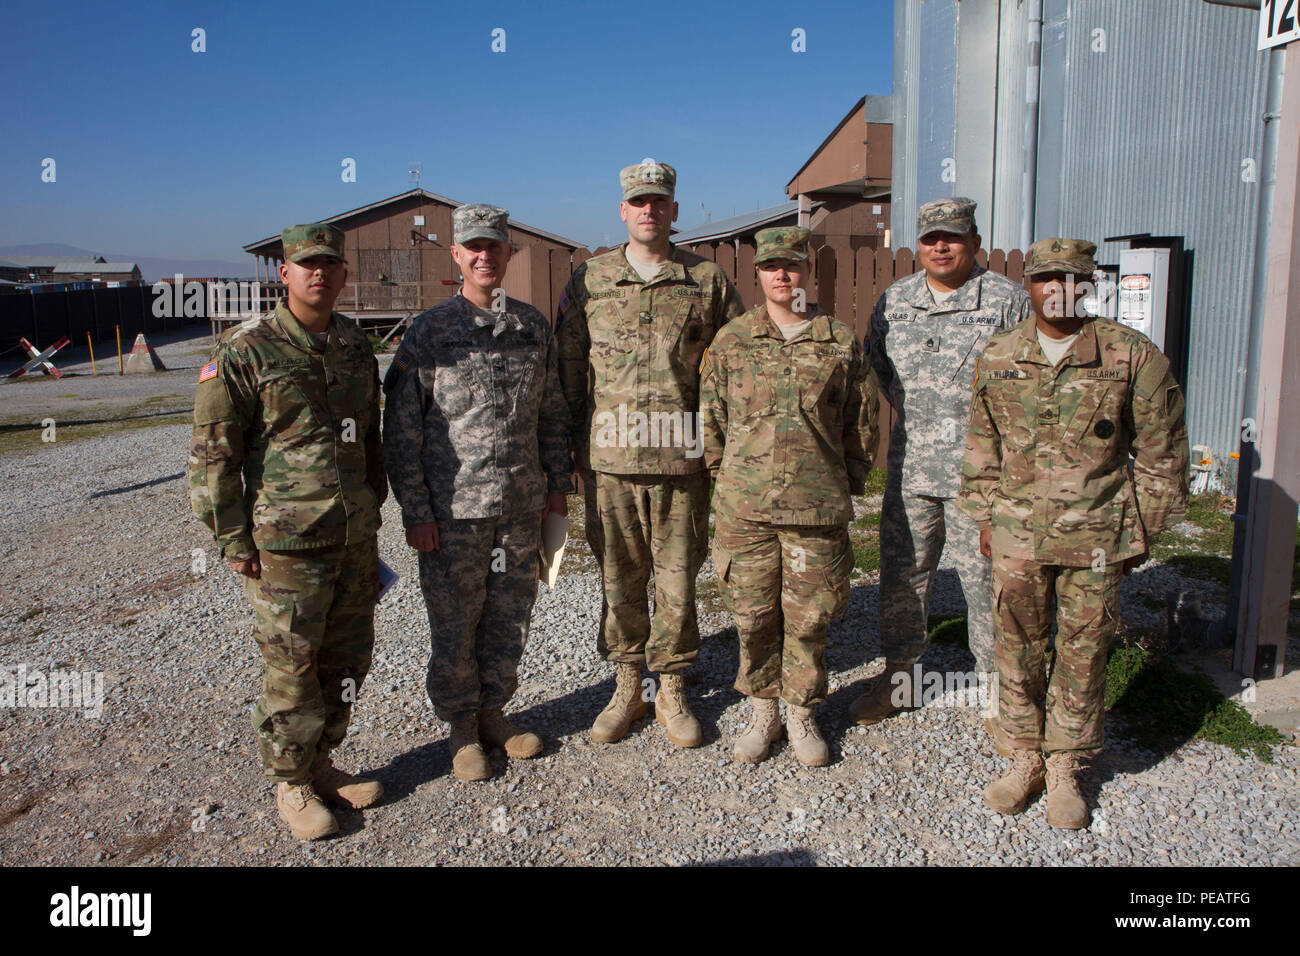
[655,673,702,748]
[1045,752,1090,829]
[276,781,338,840]
[733,696,782,764]
[786,703,830,767]
[848,660,915,726]
[590,661,650,743]
[448,716,491,781]
[983,749,1046,815]
[479,708,543,759]
[312,754,384,809]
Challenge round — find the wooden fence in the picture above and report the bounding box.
[509,240,1027,338]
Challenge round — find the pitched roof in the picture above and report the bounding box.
[0,255,105,268]
[52,261,139,274]
[243,188,585,254]
[670,201,806,244]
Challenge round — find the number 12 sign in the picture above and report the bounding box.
[1260,0,1300,51]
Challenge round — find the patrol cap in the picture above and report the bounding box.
[454,204,510,245]
[620,161,676,201]
[754,226,812,264]
[916,197,977,237]
[1024,237,1097,277]
[281,223,345,263]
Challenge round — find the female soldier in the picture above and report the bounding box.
[700,227,879,765]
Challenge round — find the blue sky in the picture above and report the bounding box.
[1,0,894,261]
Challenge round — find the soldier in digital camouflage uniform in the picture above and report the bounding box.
[190,223,387,841]
[700,227,879,766]
[383,204,572,782]
[959,238,1190,828]
[852,198,1032,747]
[556,161,743,749]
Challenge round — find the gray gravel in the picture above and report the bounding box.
[0,420,1296,867]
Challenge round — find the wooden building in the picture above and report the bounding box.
[51,261,143,283]
[786,95,893,250]
[242,189,586,315]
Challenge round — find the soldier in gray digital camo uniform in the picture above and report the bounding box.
[852,198,1031,749]
[383,204,572,782]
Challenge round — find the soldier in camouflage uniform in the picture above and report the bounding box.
[383,204,572,782]
[556,161,743,749]
[852,198,1031,747]
[190,223,387,841]
[960,238,1190,828]
[700,227,879,766]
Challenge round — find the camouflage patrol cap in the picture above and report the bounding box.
[620,161,676,200]
[916,197,977,237]
[453,204,509,245]
[281,223,345,263]
[1024,237,1097,277]
[754,226,812,264]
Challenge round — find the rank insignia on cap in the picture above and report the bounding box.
[198,360,218,383]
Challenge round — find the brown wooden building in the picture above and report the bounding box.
[243,189,586,314]
[786,95,892,250]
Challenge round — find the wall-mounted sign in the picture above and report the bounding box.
[1260,0,1300,51]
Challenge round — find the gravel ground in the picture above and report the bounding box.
[0,420,1296,867]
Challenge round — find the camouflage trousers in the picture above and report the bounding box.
[992,559,1121,755]
[583,470,709,673]
[417,511,540,724]
[879,481,994,672]
[244,538,380,784]
[713,514,853,707]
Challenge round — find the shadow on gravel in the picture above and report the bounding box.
[825,583,883,673]
[687,848,818,867]
[89,471,184,498]
[370,739,455,802]
[0,408,193,432]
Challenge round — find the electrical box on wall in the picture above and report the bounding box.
[1117,247,1171,350]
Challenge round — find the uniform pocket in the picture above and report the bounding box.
[258,367,328,444]
[711,540,732,583]
[422,356,483,419]
[799,361,847,413]
[820,531,855,619]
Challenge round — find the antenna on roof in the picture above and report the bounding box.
[408,163,423,190]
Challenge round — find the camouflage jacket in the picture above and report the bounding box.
[868,266,1031,497]
[189,300,387,558]
[556,244,743,475]
[700,306,880,526]
[958,317,1190,565]
[382,293,573,524]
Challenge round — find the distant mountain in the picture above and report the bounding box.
[0,243,255,282]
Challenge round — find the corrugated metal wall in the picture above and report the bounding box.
[1032,0,1268,467]
[891,0,921,243]
[990,0,1029,251]
[894,0,1270,467]
[893,0,962,246]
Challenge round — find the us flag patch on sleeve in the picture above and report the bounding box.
[198,360,218,383]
